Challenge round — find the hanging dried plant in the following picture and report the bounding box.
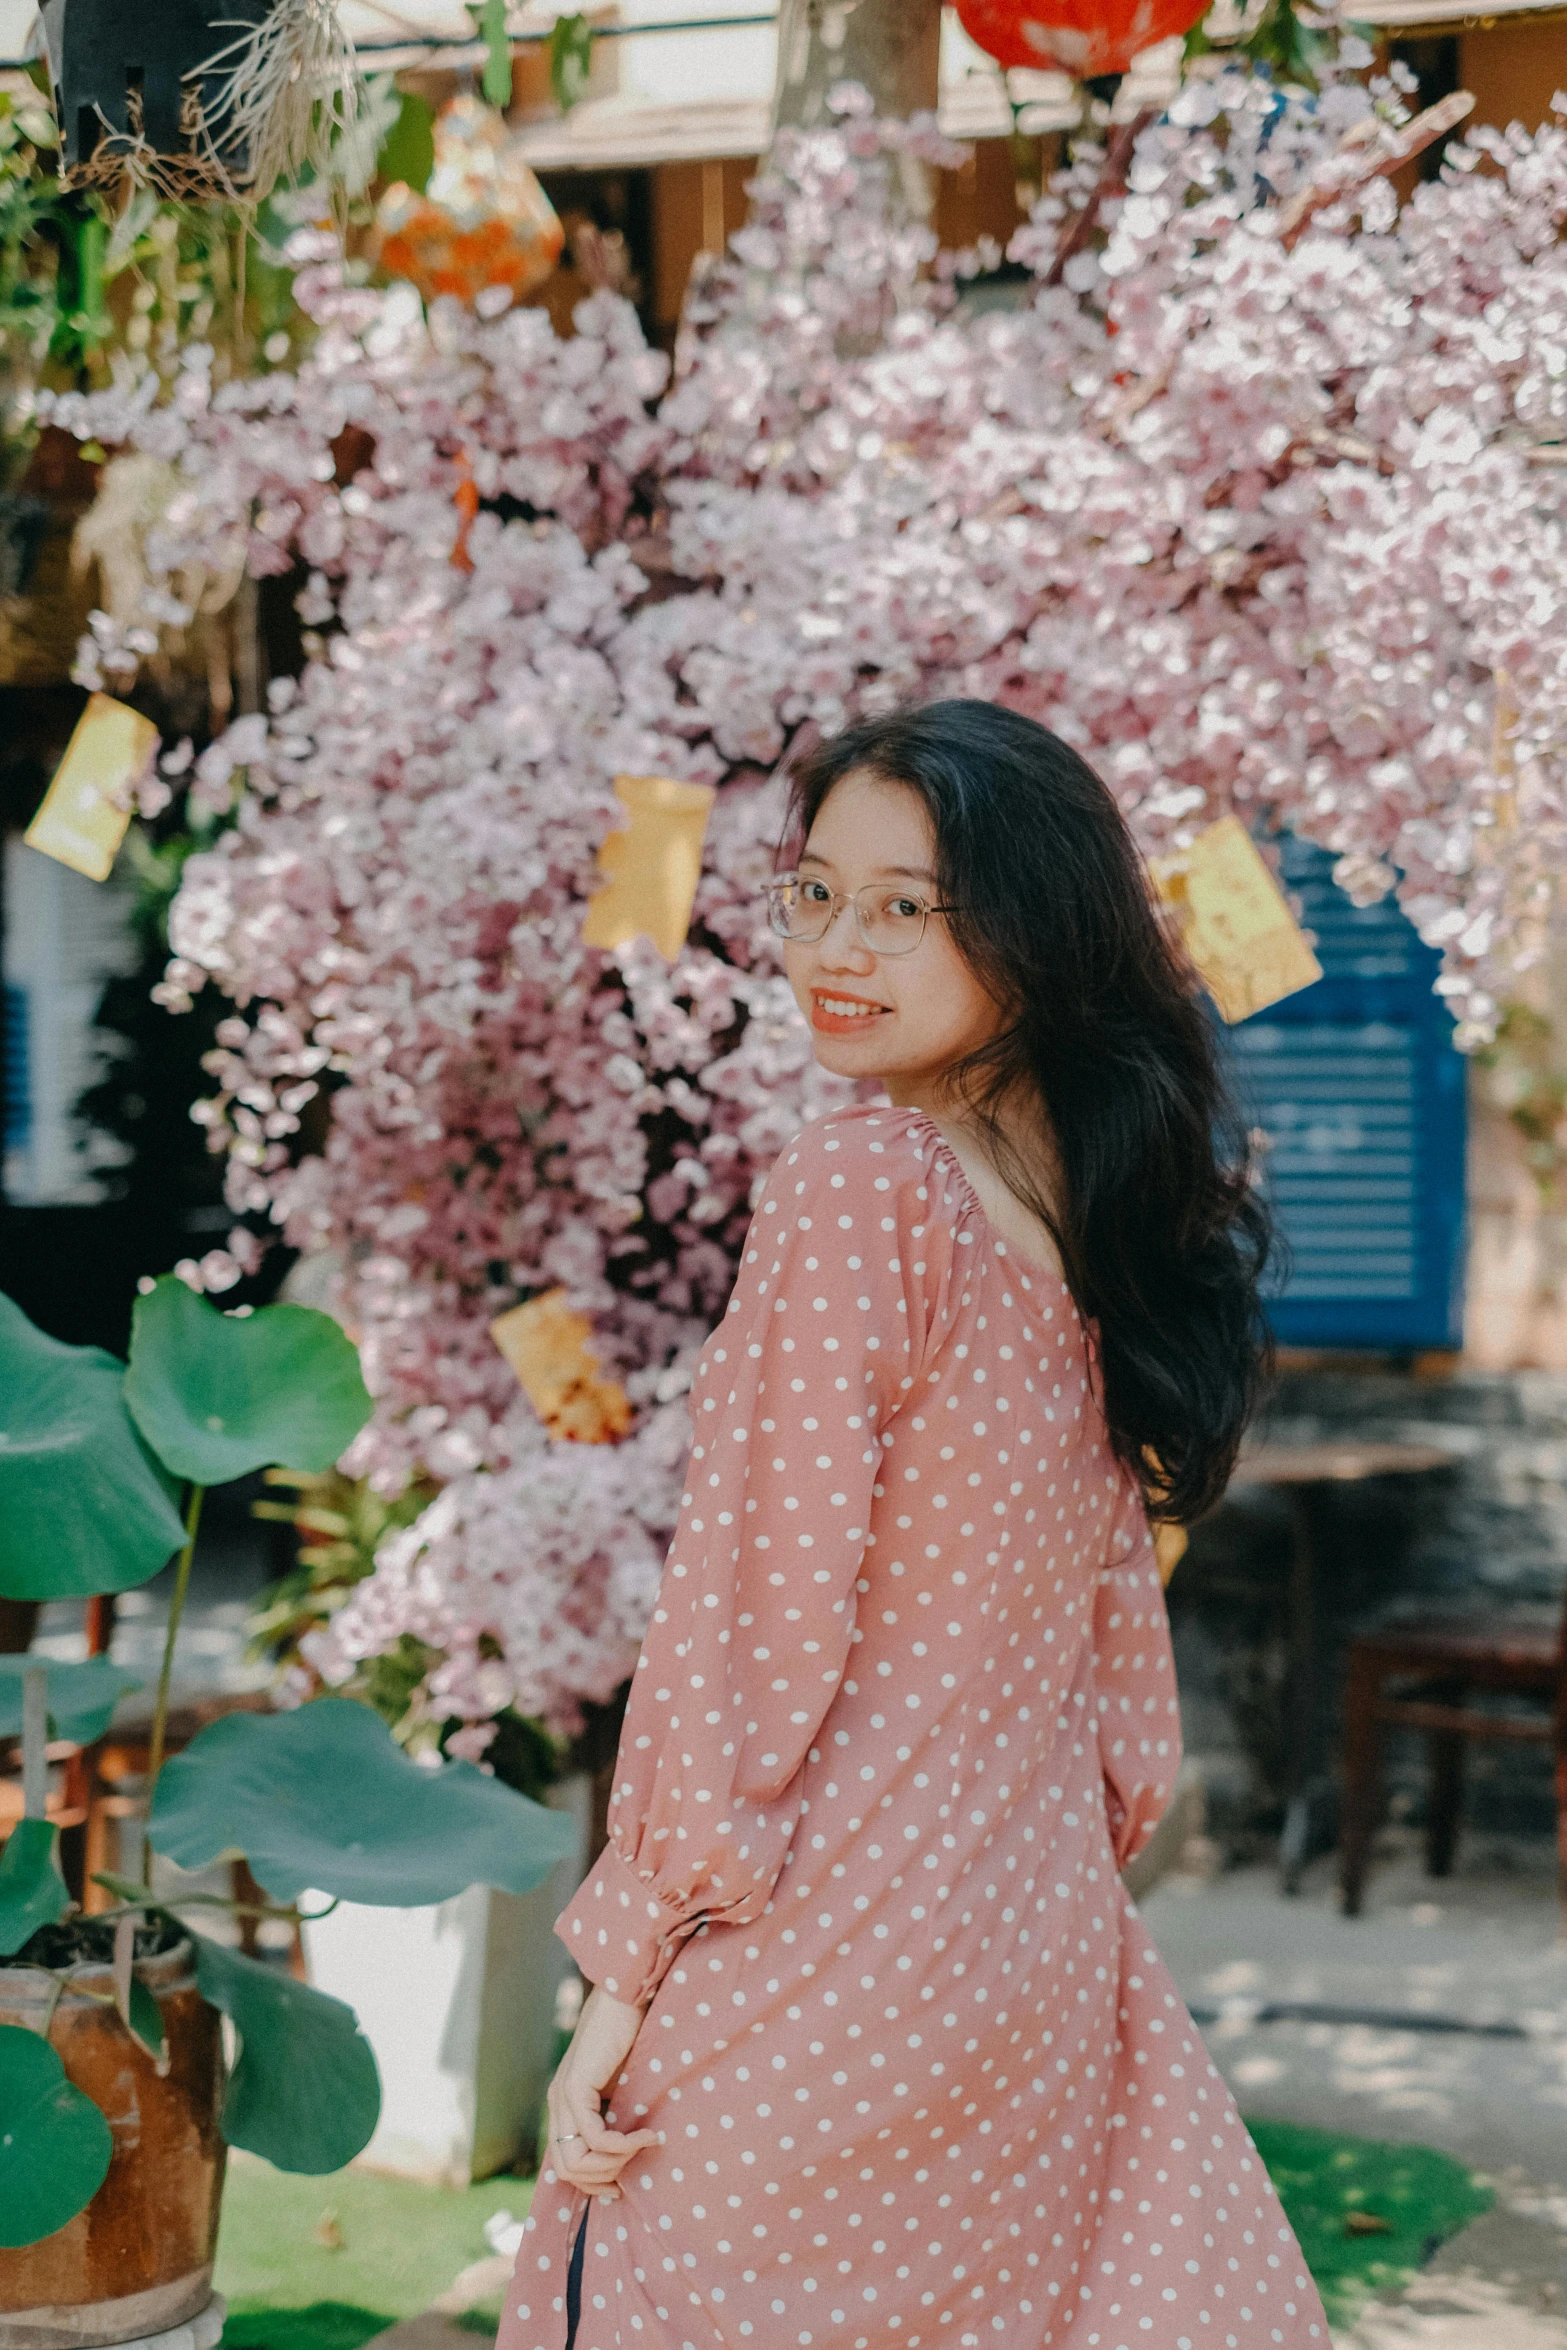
[197,0,365,208]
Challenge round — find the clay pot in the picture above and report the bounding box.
[0,1941,225,2350]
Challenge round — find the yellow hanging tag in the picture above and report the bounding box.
[490,1289,633,1443]
[581,774,716,963]
[24,693,159,881]
[1149,815,1322,1024]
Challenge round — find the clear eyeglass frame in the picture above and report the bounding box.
[763,873,959,957]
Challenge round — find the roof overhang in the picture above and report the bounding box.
[1348,0,1565,24]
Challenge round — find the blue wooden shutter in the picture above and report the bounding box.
[1219,835,1467,1350]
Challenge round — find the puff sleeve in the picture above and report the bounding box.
[553,1111,947,2006]
[1091,1471,1183,1871]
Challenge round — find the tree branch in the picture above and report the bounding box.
[1043,110,1157,290]
[1278,90,1475,252]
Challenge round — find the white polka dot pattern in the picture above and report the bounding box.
[500,1106,1328,2350]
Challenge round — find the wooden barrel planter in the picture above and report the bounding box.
[0,1939,224,2350]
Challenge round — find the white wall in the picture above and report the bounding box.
[0,0,40,63]
[300,1772,595,2184]
[615,0,774,107]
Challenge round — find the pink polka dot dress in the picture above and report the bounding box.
[500,1105,1328,2350]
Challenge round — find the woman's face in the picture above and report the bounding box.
[783,769,1008,1107]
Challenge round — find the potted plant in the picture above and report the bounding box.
[38,0,361,204]
[0,1277,576,2347]
[240,1468,609,2185]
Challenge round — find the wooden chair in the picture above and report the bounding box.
[85,1689,301,1967]
[1339,1580,1567,1917]
[0,1751,94,1898]
[0,1596,115,1905]
[2,1594,298,1968]
[83,1685,274,1908]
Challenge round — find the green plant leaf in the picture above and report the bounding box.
[0,2022,114,2246]
[468,0,513,109]
[375,90,435,193]
[193,1934,380,2173]
[0,1817,72,1957]
[0,1656,143,1745]
[91,1869,156,1907]
[124,1278,374,1486]
[127,1974,165,2065]
[149,1698,578,1905]
[549,12,594,113]
[0,1294,186,1602]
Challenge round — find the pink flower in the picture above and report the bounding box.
[58,60,1567,1731]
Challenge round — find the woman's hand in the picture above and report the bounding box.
[544,1983,662,2199]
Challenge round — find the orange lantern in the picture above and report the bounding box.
[956,0,1206,78]
[373,96,564,307]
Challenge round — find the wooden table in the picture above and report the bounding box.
[1225,1441,1460,1892]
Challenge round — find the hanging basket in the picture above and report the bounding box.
[956,0,1207,80]
[39,0,360,204]
[372,98,565,309]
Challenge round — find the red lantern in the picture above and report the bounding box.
[956,0,1206,79]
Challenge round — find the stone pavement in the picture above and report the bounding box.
[1140,1838,1567,2348]
[369,2257,517,2350]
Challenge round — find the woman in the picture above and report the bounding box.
[501,701,1328,2349]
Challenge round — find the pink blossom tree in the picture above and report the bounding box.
[48,46,1567,1755]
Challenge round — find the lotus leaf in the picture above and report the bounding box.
[193,1934,380,2173]
[0,1656,143,1745]
[0,1817,72,1956]
[0,1295,186,1601]
[0,2022,114,2246]
[149,1697,578,1905]
[124,1277,373,1486]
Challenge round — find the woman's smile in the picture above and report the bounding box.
[810,987,891,1035]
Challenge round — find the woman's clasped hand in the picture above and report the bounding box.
[543,1982,661,2199]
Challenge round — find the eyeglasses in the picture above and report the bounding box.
[764,873,960,957]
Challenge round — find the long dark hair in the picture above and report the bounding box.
[787,699,1273,1525]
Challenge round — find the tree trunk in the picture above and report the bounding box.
[772,0,942,131]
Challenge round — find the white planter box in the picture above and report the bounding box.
[300,1770,592,2184]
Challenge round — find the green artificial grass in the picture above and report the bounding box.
[216,2151,535,2350]
[223,2311,393,2350]
[1245,2117,1494,2325]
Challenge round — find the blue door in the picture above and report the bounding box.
[1220,835,1468,1350]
